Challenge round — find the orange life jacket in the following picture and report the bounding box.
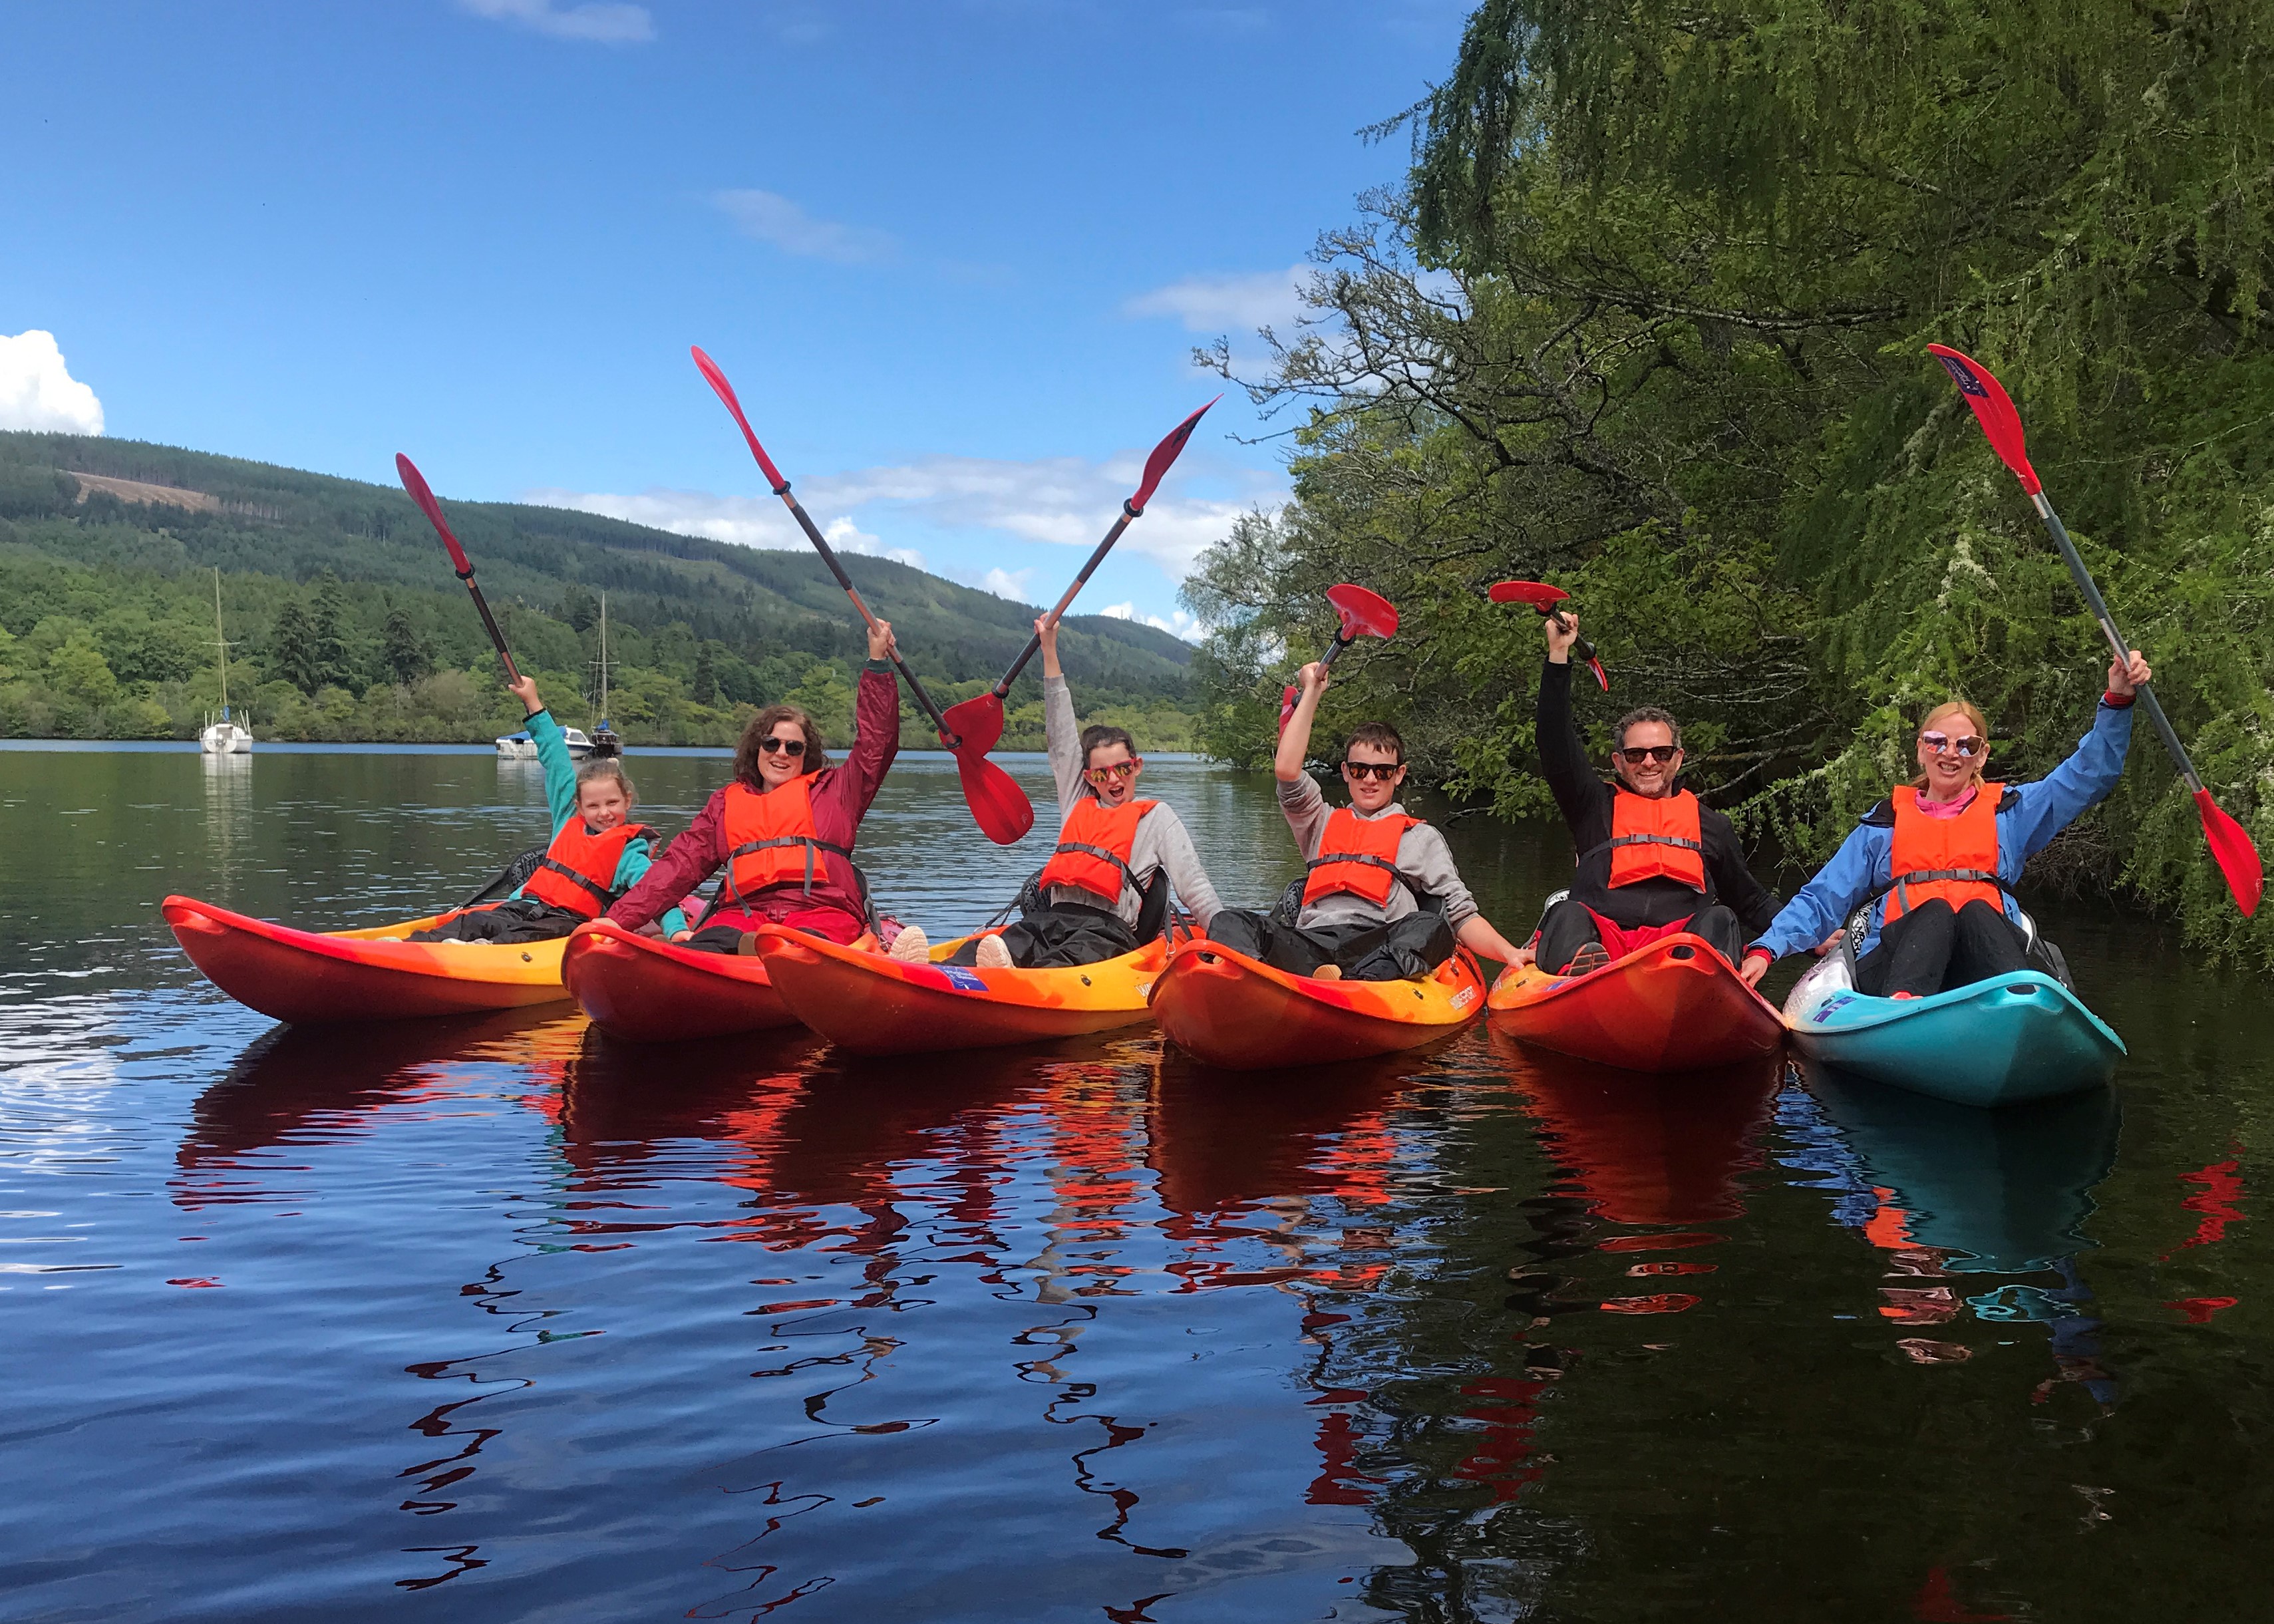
[1883,783,2006,921]
[722,778,850,899]
[1591,788,1708,891]
[1302,808,1422,907]
[1037,798,1158,907]
[522,819,653,918]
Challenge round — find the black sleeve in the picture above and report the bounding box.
[1536,659,1609,840]
[1702,807,1780,935]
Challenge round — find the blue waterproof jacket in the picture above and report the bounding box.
[1750,699,2136,963]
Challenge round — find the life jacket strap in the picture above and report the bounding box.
[1047,839,1140,901]
[533,856,617,913]
[1304,850,1420,901]
[727,835,854,897]
[1873,867,2009,917]
[1580,832,1705,861]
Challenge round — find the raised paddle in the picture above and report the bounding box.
[940,397,1219,759]
[1489,579,1609,691]
[689,345,1036,845]
[1927,341,2263,917]
[397,452,520,683]
[1279,583,1398,730]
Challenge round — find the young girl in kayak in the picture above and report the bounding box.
[605,619,918,957]
[412,674,685,944]
[1534,611,1779,974]
[957,615,1223,969]
[1205,660,1528,980]
[1738,649,2150,998]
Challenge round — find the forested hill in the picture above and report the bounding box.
[0,431,1198,749]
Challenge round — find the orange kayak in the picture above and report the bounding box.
[1487,932,1783,1072]
[163,894,571,1024]
[1148,940,1486,1071]
[562,920,822,1043]
[752,925,1168,1055]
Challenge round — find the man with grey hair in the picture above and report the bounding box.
[1534,614,1777,974]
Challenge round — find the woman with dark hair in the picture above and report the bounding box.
[605,619,920,957]
[1740,649,2151,999]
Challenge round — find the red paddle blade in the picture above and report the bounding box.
[1126,397,1219,516]
[690,345,790,493]
[1488,579,1569,609]
[1278,683,1299,732]
[2195,788,2264,917]
[1326,583,1398,641]
[956,748,1035,845]
[940,691,1007,757]
[1587,655,1609,693]
[395,454,474,575]
[1926,343,2042,496]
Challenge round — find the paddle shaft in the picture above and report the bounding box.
[2030,492,2203,794]
[1542,607,1599,669]
[761,476,959,741]
[991,503,1138,697]
[454,565,521,684]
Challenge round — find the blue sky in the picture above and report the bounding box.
[2,1,1466,633]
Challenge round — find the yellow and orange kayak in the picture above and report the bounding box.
[752,925,1168,1055]
[164,894,572,1025]
[1148,939,1486,1070]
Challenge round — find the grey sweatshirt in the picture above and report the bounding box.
[1276,772,1479,930]
[1042,674,1223,927]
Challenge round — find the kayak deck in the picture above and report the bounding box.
[563,920,812,1043]
[163,893,571,1025]
[752,926,1168,1055]
[1488,933,1784,1072]
[1148,940,1485,1071]
[1785,967,2124,1107]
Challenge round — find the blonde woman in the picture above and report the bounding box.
[1740,649,2150,999]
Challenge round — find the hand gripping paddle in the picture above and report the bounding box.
[691,345,1035,844]
[941,397,1218,759]
[1927,341,2262,917]
[397,452,520,683]
[1489,579,1608,691]
[1279,583,1398,730]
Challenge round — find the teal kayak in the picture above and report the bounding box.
[1784,959,2123,1108]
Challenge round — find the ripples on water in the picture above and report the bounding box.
[0,746,2265,1621]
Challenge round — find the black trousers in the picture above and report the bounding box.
[1205,906,1457,982]
[408,897,584,944]
[950,902,1140,969]
[1854,897,2031,998]
[1534,897,1745,973]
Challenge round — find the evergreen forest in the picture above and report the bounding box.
[0,432,1198,756]
[1179,0,2274,961]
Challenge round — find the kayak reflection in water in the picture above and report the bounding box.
[410,674,687,944]
[604,619,905,957]
[1740,649,2150,998]
[1532,611,1779,976]
[1205,659,1528,981]
[949,615,1223,969]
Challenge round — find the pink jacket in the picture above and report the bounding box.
[609,664,899,937]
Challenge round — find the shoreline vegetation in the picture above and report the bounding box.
[0,434,1200,754]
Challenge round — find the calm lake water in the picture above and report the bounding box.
[0,746,2263,1622]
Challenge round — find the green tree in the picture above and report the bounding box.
[309,569,354,692]
[692,641,720,705]
[558,584,600,633]
[271,597,322,694]
[382,604,432,684]
[47,636,119,707]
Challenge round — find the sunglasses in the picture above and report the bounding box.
[1919,731,1984,758]
[1341,760,1402,781]
[758,736,807,756]
[1085,759,1141,783]
[1617,745,1680,765]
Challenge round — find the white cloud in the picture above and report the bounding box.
[1125,265,1310,334]
[460,0,654,42]
[979,567,1035,601]
[0,331,103,435]
[825,516,925,571]
[1100,601,1206,644]
[713,190,896,265]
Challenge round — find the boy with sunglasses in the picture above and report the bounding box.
[1204,661,1528,980]
[1534,613,1777,975]
[962,615,1223,969]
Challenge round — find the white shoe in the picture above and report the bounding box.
[888,925,930,963]
[975,933,1015,969]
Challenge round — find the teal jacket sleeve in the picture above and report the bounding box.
[528,708,579,834]
[611,837,688,937]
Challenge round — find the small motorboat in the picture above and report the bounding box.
[496,727,593,761]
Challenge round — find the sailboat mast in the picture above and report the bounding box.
[212,568,230,718]
[599,593,609,719]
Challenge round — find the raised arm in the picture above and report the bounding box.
[512,675,579,832]
[2003,655,2145,867]
[1534,655,1601,833]
[1039,617,1086,815]
[1276,661,1327,782]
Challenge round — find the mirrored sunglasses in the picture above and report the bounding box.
[1919,731,1983,758]
[1085,759,1141,783]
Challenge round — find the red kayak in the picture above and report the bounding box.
[562,920,812,1043]
[1149,940,1486,1071]
[163,895,571,1025]
[1487,933,1783,1072]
